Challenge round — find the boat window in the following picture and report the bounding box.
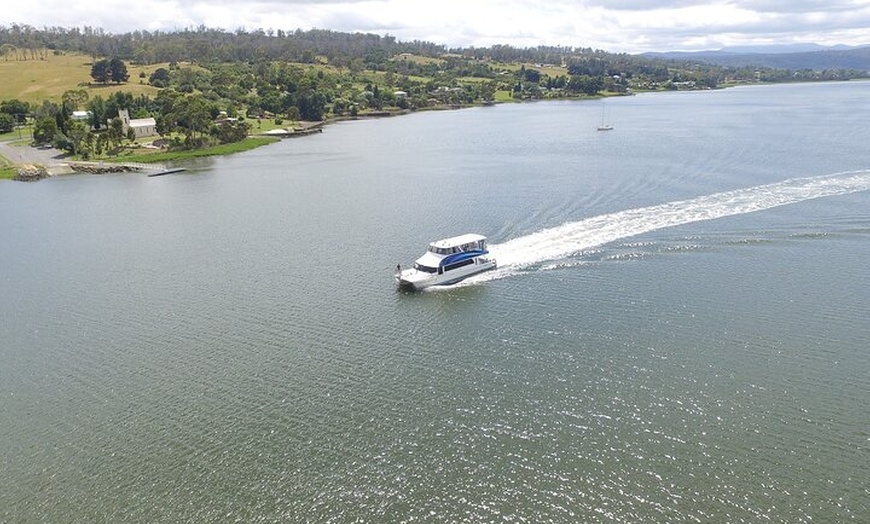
[428,239,487,255]
[415,263,438,274]
[443,258,475,272]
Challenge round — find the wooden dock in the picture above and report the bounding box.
[116,162,186,177]
[260,124,324,138]
[146,168,187,177]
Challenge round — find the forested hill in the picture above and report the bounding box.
[642,46,870,71]
[4,25,638,67]
[2,24,867,85]
[0,25,448,64]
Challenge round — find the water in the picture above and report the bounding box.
[2,81,869,523]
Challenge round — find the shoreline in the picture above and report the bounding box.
[1,106,467,179]
[0,91,690,180]
[0,88,735,180]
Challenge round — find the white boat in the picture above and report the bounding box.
[396,233,497,290]
[597,100,614,131]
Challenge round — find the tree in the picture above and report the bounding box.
[154,89,183,134]
[86,95,107,130]
[149,67,170,87]
[522,67,541,83]
[31,100,61,145]
[296,90,326,120]
[90,57,129,84]
[210,119,249,144]
[94,132,107,157]
[63,119,90,155]
[109,57,129,84]
[567,74,603,96]
[0,113,14,133]
[62,89,89,112]
[104,91,135,121]
[90,59,111,83]
[32,115,58,145]
[0,99,30,124]
[107,117,125,151]
[166,94,213,145]
[0,43,16,61]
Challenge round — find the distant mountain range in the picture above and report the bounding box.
[641,44,870,71]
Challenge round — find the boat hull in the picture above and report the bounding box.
[397,259,496,290]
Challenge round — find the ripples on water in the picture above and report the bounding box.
[2,83,869,523]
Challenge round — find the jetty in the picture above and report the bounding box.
[260,123,325,138]
[146,167,187,177]
[67,161,185,177]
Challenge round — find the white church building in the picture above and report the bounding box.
[118,109,157,139]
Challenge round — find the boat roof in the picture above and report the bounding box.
[429,233,487,249]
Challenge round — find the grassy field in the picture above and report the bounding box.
[0,51,165,104]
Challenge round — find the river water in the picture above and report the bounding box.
[1,81,869,523]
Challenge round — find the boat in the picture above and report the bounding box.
[396,233,497,290]
[597,101,614,131]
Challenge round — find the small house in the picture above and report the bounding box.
[71,110,92,121]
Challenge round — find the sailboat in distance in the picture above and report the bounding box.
[597,100,614,131]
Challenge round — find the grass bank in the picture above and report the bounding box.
[0,145,15,178]
[100,136,280,163]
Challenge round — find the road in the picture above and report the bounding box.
[0,140,72,174]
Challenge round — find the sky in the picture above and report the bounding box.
[5,0,870,54]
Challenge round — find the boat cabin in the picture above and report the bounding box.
[427,233,487,255]
[414,234,489,275]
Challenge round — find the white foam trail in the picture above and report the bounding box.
[478,171,870,280]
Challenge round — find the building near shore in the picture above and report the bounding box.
[118,109,157,139]
[71,110,92,121]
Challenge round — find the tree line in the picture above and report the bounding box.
[6,23,866,83]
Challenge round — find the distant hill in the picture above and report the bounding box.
[715,43,858,54]
[641,44,870,71]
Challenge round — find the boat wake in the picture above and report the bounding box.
[466,170,870,284]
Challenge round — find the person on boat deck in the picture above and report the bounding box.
[396,263,401,273]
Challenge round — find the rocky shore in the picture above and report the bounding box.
[68,162,133,174]
[9,161,140,181]
[13,164,50,182]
